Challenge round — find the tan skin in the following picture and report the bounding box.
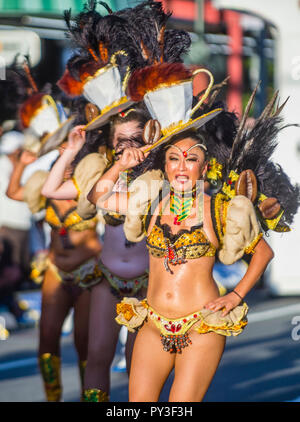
[6,147,101,397]
[41,122,148,396]
[91,137,274,402]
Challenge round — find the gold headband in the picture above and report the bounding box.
[118,108,136,118]
[165,143,207,157]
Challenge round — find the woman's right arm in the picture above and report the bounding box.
[87,146,148,214]
[6,150,37,201]
[41,125,86,200]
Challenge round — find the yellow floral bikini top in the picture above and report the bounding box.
[45,200,98,232]
[146,214,216,260]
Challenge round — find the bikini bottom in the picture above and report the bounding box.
[30,252,102,290]
[115,298,248,354]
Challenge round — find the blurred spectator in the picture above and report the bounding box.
[0,238,22,313]
[0,131,34,324]
[0,131,32,276]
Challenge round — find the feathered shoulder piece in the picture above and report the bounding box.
[212,85,300,232]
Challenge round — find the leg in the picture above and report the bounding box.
[125,288,148,374]
[38,268,73,401]
[73,288,90,399]
[125,330,137,375]
[39,268,73,355]
[83,280,121,400]
[73,288,90,361]
[129,320,175,402]
[169,331,226,402]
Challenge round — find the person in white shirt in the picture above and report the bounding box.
[0,130,31,272]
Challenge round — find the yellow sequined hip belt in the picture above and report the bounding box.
[115,298,248,354]
[50,258,102,289]
[98,259,148,297]
[30,252,102,289]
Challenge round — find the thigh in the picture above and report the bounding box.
[39,268,73,353]
[87,280,121,359]
[129,320,175,402]
[73,289,91,358]
[169,331,226,402]
[40,268,73,330]
[73,289,90,335]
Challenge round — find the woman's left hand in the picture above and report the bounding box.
[204,292,242,316]
[66,125,86,153]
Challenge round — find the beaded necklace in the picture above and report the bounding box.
[170,186,198,226]
[160,186,203,273]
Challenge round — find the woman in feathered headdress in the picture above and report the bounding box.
[88,54,299,400]
[41,0,193,402]
[5,57,103,402]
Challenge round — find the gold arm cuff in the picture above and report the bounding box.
[244,232,263,255]
[71,176,81,200]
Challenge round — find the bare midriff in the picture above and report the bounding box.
[146,193,219,318]
[49,229,102,272]
[100,224,149,279]
[147,255,219,318]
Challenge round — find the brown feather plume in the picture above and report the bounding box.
[57,69,85,97]
[57,61,103,97]
[128,62,192,101]
[19,93,44,128]
[98,42,108,63]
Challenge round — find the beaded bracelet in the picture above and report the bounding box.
[232,290,244,301]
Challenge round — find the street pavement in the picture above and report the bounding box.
[1,287,300,402]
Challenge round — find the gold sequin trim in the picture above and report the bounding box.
[71,177,81,201]
[83,389,109,402]
[147,225,216,259]
[244,232,263,255]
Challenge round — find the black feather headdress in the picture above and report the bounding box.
[212,86,300,231]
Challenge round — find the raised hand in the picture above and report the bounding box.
[117,145,150,171]
[66,125,86,154]
[20,150,37,166]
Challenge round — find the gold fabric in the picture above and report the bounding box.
[45,204,98,231]
[218,195,262,265]
[124,169,164,242]
[83,388,109,402]
[73,152,108,220]
[30,253,102,289]
[23,170,49,214]
[115,297,248,337]
[115,297,148,333]
[39,353,62,402]
[221,170,290,233]
[206,158,223,182]
[146,224,216,259]
[102,211,125,227]
[46,257,102,289]
[98,260,148,296]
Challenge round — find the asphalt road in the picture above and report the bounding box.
[1,287,300,402]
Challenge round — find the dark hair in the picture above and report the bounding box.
[70,102,151,172]
[108,103,151,149]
